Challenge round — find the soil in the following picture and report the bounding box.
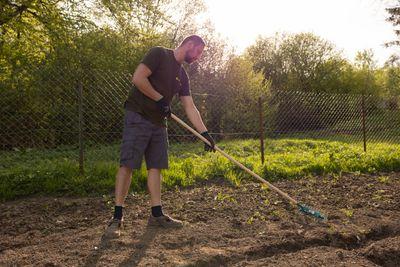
[1,172,400,266]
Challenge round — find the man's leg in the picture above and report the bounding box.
[114,110,150,221]
[106,110,150,238]
[147,168,162,207]
[105,166,132,238]
[146,168,183,228]
[115,166,133,206]
[145,127,167,219]
[113,165,133,221]
[144,124,182,228]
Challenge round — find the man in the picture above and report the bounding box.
[106,35,215,238]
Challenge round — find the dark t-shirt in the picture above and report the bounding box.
[124,47,190,127]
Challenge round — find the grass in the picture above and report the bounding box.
[1,137,400,201]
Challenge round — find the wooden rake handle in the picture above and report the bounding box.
[171,113,298,205]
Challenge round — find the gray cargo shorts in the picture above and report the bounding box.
[119,110,168,169]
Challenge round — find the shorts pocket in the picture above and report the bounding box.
[125,111,143,127]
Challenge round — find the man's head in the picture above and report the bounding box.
[179,35,205,64]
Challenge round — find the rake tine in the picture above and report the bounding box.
[297,203,327,221]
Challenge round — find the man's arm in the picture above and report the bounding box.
[132,63,162,101]
[180,95,215,151]
[180,95,207,132]
[133,63,171,117]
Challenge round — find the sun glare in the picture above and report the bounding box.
[201,0,399,66]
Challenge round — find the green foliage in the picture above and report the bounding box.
[246,33,399,98]
[246,33,346,93]
[377,176,390,184]
[340,208,354,218]
[385,3,400,47]
[214,192,236,203]
[247,211,267,224]
[2,0,400,204]
[2,138,400,201]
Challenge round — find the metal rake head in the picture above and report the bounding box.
[297,203,327,221]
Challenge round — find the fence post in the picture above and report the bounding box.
[259,97,265,164]
[78,81,84,174]
[361,94,367,152]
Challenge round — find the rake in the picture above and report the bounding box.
[171,114,327,221]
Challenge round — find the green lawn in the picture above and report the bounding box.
[1,138,400,201]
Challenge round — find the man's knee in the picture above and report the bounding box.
[118,165,133,178]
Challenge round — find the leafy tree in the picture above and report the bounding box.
[163,0,207,45]
[246,34,287,91]
[384,55,400,96]
[218,56,270,135]
[353,49,380,96]
[247,33,346,93]
[385,1,400,47]
[223,56,269,98]
[280,33,343,92]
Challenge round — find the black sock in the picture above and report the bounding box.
[151,205,163,217]
[114,206,123,220]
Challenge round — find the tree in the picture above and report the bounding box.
[246,34,287,90]
[0,0,176,149]
[162,0,207,46]
[223,56,269,98]
[378,55,400,109]
[353,49,380,96]
[247,33,346,93]
[385,1,400,47]
[1,1,67,81]
[219,56,270,135]
[280,33,343,92]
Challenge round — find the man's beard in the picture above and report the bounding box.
[184,51,195,64]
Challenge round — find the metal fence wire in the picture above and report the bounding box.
[1,68,400,167]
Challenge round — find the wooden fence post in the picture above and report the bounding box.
[78,81,84,174]
[361,94,367,152]
[259,97,265,164]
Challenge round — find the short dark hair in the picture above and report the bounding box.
[180,35,206,47]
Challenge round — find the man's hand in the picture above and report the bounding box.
[200,131,215,152]
[156,97,171,118]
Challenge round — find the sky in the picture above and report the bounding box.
[201,0,399,66]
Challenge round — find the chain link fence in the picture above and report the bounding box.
[267,90,400,143]
[1,67,400,171]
